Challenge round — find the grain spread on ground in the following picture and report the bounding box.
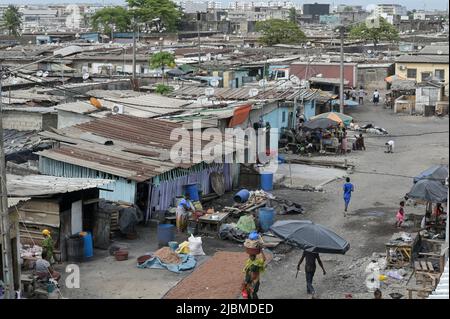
[154,247,181,264]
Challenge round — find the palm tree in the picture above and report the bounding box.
[0,5,22,37]
[149,51,175,84]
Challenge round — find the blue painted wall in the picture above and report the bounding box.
[303,100,316,120]
[39,157,136,203]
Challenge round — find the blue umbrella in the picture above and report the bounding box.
[413,165,448,184]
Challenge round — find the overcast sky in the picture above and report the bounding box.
[0,0,447,11]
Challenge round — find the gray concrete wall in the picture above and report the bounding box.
[357,67,391,90]
[2,111,44,131]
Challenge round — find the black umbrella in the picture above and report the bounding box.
[413,165,448,183]
[303,118,340,130]
[270,220,350,254]
[167,68,186,77]
[406,179,447,203]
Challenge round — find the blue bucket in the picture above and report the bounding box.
[184,183,200,201]
[80,232,93,258]
[157,224,175,247]
[258,207,275,232]
[234,189,250,203]
[260,172,273,191]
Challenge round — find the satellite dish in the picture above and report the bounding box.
[12,78,18,85]
[316,73,323,78]
[174,85,181,90]
[289,75,301,85]
[346,57,352,62]
[205,88,215,97]
[36,70,44,77]
[437,50,443,55]
[417,46,423,50]
[43,71,49,78]
[258,79,268,88]
[82,73,90,80]
[210,78,219,87]
[248,88,259,97]
[367,50,372,54]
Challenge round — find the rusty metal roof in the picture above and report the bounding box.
[37,114,241,181]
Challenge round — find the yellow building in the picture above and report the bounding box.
[395,47,449,93]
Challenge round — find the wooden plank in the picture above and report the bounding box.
[420,261,428,270]
[415,261,421,271]
[426,262,434,272]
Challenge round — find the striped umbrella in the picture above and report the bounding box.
[311,112,353,126]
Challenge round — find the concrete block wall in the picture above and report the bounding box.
[1,111,44,131]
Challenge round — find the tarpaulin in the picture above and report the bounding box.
[228,104,252,127]
[137,254,196,273]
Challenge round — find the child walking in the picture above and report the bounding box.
[396,201,406,228]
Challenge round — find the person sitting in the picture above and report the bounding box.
[35,250,61,282]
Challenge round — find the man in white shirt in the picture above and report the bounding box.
[385,140,395,153]
[373,90,380,105]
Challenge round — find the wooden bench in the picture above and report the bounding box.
[414,260,441,289]
[407,287,434,299]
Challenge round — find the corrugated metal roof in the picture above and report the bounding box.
[428,258,449,299]
[419,45,449,56]
[171,86,320,101]
[7,174,112,197]
[37,114,242,181]
[396,55,449,64]
[8,197,31,208]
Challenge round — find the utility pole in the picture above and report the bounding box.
[339,26,345,114]
[0,64,15,299]
[132,19,137,82]
[197,12,201,68]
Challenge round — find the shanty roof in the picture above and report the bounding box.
[428,258,449,299]
[310,77,350,86]
[7,174,112,197]
[54,93,191,118]
[396,55,449,64]
[37,114,242,182]
[2,107,56,114]
[419,45,449,56]
[170,86,320,101]
[3,130,45,157]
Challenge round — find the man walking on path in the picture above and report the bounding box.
[297,251,326,297]
[372,89,380,106]
[343,177,354,216]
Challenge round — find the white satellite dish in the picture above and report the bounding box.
[417,46,423,50]
[205,88,215,97]
[43,71,49,78]
[248,88,259,97]
[367,50,372,54]
[258,79,268,88]
[82,73,90,80]
[36,70,44,77]
[346,57,352,62]
[316,73,323,78]
[437,50,443,55]
[289,75,301,85]
[174,85,181,90]
[210,78,219,87]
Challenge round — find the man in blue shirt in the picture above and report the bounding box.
[343,177,354,217]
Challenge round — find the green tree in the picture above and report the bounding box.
[127,0,182,32]
[288,8,297,24]
[349,17,399,48]
[149,51,176,83]
[256,19,306,46]
[0,5,22,37]
[155,83,174,95]
[91,6,131,35]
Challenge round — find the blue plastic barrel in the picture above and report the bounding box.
[80,232,93,258]
[184,183,200,201]
[258,207,275,232]
[157,224,175,247]
[260,172,274,191]
[234,189,250,203]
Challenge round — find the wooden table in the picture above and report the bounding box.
[197,213,230,237]
[385,232,419,268]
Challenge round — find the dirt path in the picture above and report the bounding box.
[259,102,449,299]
